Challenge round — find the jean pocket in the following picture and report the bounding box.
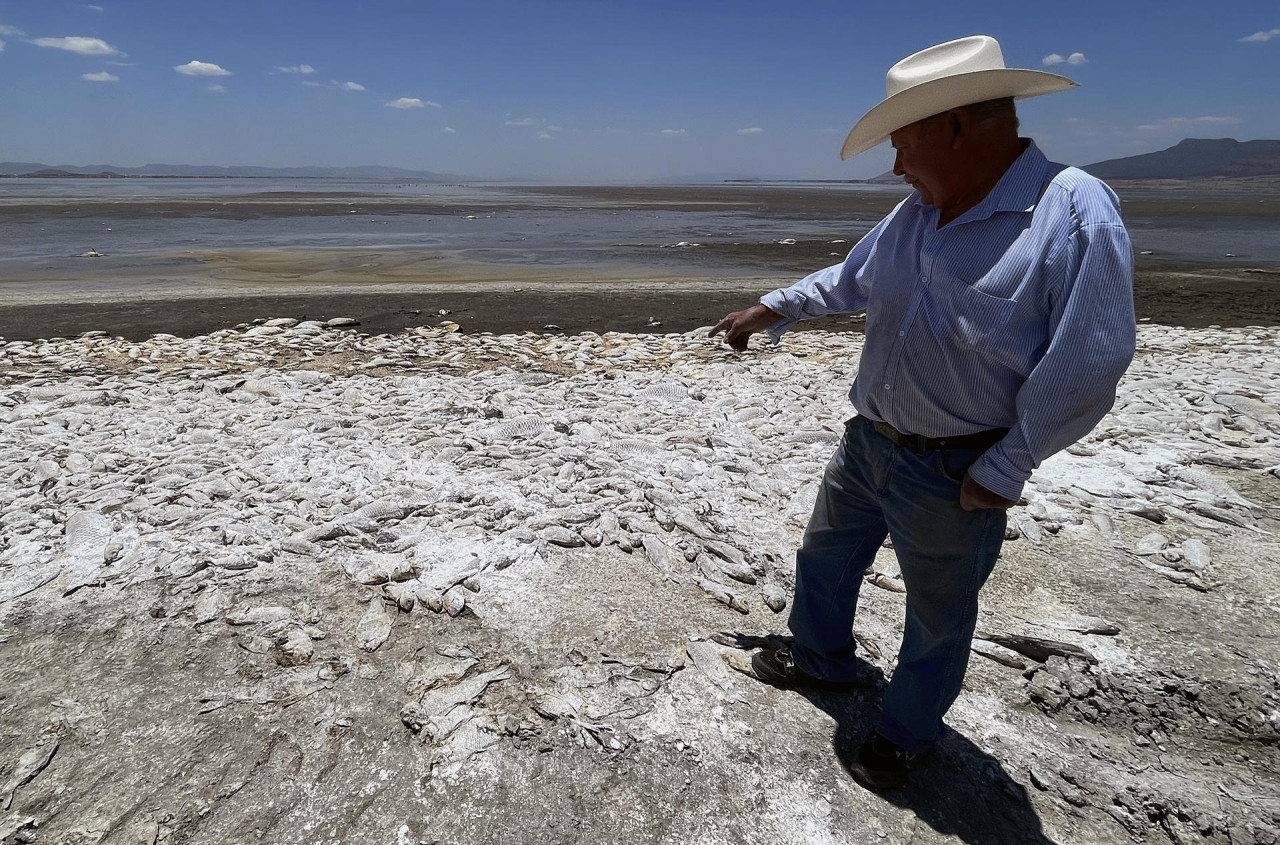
[934,448,980,485]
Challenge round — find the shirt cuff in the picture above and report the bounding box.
[966,451,1029,503]
[759,290,798,342]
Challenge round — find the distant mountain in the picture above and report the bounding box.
[1083,138,1280,179]
[0,162,461,180]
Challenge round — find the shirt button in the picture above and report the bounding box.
[883,383,891,390]
[898,331,906,337]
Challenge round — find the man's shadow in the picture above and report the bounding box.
[799,666,1059,845]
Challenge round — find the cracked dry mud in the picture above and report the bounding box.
[1,320,1278,845]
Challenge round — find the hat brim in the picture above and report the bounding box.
[840,68,1077,160]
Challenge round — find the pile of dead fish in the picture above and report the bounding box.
[1,318,1276,617]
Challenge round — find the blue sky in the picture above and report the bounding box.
[1,0,1277,181]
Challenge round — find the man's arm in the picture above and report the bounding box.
[966,220,1136,503]
[711,209,897,350]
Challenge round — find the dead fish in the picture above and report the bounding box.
[192,587,228,625]
[442,585,467,617]
[1187,502,1266,533]
[275,628,315,666]
[685,641,745,702]
[640,534,675,580]
[1214,393,1279,425]
[1134,532,1168,555]
[59,510,113,596]
[2,736,59,810]
[696,578,749,614]
[1180,538,1212,573]
[539,525,585,548]
[0,559,61,606]
[356,599,393,651]
[33,460,60,492]
[974,632,1097,665]
[761,583,788,613]
[226,605,295,626]
[1166,465,1260,509]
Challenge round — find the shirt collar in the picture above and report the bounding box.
[984,139,1053,214]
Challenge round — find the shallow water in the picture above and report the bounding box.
[0,178,1276,290]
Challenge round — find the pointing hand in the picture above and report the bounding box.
[710,304,783,351]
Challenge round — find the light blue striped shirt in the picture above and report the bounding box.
[761,141,1135,501]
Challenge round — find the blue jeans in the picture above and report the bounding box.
[788,416,1007,754]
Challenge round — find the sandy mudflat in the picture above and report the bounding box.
[0,250,1278,342]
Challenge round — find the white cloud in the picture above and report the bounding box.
[737,127,764,135]
[536,131,553,140]
[275,64,316,74]
[175,60,231,76]
[82,71,118,82]
[505,117,538,126]
[84,4,105,11]
[387,97,427,109]
[660,129,688,136]
[1240,28,1280,42]
[302,80,323,87]
[1043,52,1086,66]
[1135,115,1241,131]
[0,40,5,52]
[442,127,456,134]
[31,35,123,56]
[337,80,364,91]
[545,125,563,132]
[208,83,227,93]
[0,24,27,37]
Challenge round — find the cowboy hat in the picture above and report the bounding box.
[840,35,1077,160]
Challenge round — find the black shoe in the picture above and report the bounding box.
[750,647,866,692]
[846,731,921,790]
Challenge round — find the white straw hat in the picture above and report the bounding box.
[840,35,1078,160]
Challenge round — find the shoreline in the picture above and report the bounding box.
[1,258,1277,342]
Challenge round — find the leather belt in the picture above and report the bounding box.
[872,419,1008,455]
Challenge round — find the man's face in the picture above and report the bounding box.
[890,115,957,209]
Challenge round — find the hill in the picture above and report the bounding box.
[1083,138,1280,179]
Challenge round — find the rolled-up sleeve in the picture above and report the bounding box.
[968,220,1136,500]
[759,215,892,341]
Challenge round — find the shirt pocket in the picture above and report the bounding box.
[922,274,1018,351]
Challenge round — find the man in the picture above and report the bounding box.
[710,35,1135,790]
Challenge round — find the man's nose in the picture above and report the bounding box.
[892,151,904,175]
